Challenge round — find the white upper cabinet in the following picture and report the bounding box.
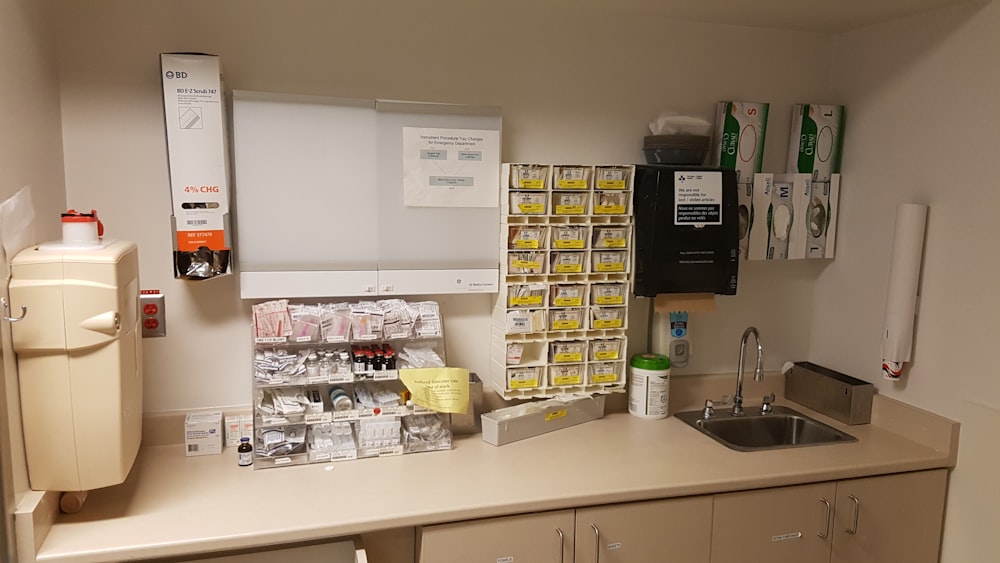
[231,91,501,299]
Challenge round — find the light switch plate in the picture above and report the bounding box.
[140,290,166,337]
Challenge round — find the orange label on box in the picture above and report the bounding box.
[176,230,228,252]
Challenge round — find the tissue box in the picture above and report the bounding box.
[785,362,872,425]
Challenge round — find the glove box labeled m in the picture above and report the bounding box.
[632,166,739,296]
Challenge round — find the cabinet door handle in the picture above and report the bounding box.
[846,494,861,534]
[818,497,832,538]
[556,527,565,563]
[591,523,601,563]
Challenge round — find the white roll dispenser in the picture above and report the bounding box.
[9,237,142,492]
[881,203,928,380]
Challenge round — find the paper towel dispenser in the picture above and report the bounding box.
[632,165,739,297]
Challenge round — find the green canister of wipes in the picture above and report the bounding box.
[629,353,671,419]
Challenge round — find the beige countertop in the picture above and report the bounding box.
[24,378,958,563]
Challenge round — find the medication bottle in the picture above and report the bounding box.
[237,437,253,467]
[628,353,671,419]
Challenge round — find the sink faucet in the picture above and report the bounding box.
[732,327,763,416]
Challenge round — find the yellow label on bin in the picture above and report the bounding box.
[555,263,583,273]
[517,203,545,214]
[594,319,623,329]
[554,239,585,249]
[555,205,586,215]
[600,238,627,248]
[594,205,627,215]
[597,180,627,189]
[553,376,582,386]
[512,260,542,269]
[595,350,619,360]
[514,240,540,249]
[554,297,583,307]
[592,373,619,384]
[509,296,543,306]
[545,409,568,421]
[554,353,583,363]
[552,319,580,330]
[519,179,544,189]
[510,378,538,390]
[595,295,625,305]
[557,179,588,189]
[596,262,625,272]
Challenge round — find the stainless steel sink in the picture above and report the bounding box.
[674,405,857,452]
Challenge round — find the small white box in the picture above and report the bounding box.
[225,414,254,447]
[160,53,232,280]
[185,411,223,456]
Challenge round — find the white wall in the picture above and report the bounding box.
[51,0,835,413]
[0,0,66,527]
[23,0,997,560]
[816,1,999,560]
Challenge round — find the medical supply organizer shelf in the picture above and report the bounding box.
[250,299,452,469]
[488,164,635,400]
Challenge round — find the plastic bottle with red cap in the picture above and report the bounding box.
[60,209,104,246]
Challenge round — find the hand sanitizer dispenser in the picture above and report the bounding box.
[8,214,142,493]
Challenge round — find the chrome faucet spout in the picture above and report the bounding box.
[732,327,763,416]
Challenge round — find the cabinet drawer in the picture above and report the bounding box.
[418,510,574,563]
[195,537,367,562]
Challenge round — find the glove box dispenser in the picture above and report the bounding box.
[9,240,142,492]
[632,166,739,297]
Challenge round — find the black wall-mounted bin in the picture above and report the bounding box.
[632,165,739,297]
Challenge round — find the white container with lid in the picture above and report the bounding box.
[628,353,671,419]
[60,209,103,247]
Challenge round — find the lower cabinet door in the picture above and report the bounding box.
[831,469,947,563]
[711,482,837,563]
[575,496,713,563]
[417,509,575,563]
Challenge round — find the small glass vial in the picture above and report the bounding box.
[237,437,253,467]
[318,352,333,377]
[337,351,351,374]
[305,353,319,376]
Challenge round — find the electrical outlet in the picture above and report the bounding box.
[140,290,166,337]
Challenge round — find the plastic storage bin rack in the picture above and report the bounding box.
[250,299,453,469]
[490,164,634,399]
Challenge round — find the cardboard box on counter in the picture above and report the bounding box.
[185,411,223,456]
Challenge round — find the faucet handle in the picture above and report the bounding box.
[761,393,775,414]
[702,400,715,420]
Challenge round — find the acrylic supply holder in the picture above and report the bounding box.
[490,164,634,399]
[250,298,452,469]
